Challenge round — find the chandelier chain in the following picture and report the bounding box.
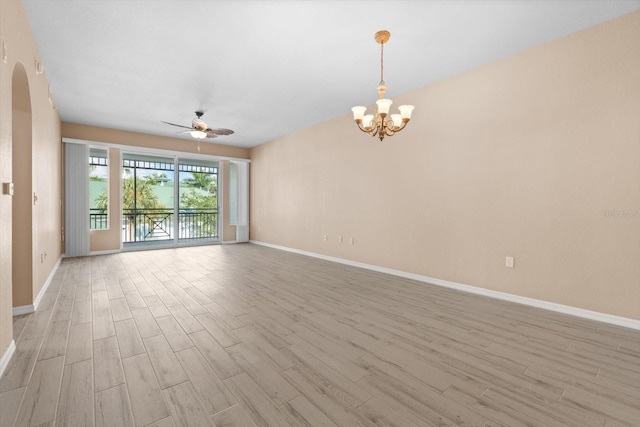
[380,42,385,86]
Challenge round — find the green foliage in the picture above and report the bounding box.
[180,188,216,209]
[96,175,165,211]
[180,172,217,210]
[146,172,168,185]
[179,188,217,234]
[123,176,164,210]
[94,190,108,213]
[182,172,217,193]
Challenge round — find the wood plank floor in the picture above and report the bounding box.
[1,243,638,427]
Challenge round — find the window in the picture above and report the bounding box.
[89,148,108,229]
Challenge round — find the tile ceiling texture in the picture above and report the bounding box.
[22,0,640,148]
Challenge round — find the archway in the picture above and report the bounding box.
[12,62,33,310]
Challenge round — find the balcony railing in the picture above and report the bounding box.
[122,208,218,243]
[123,208,173,243]
[90,208,108,230]
[178,208,218,240]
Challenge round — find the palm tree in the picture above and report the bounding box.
[121,176,163,210]
[96,175,163,211]
[97,175,166,241]
[189,172,217,194]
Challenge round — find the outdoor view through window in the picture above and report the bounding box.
[89,151,219,245]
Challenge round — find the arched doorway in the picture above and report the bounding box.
[12,62,33,310]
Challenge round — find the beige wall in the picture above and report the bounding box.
[63,124,250,251]
[250,12,640,320]
[63,123,249,159]
[12,106,33,307]
[1,0,62,358]
[220,161,237,242]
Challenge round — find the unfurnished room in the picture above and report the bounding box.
[0,1,639,426]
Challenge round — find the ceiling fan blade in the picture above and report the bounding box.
[206,128,234,136]
[161,121,193,130]
[205,134,218,139]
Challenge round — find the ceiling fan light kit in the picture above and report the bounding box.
[351,30,415,141]
[190,130,207,139]
[162,111,234,151]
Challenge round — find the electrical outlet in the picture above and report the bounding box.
[349,237,354,245]
[323,235,328,241]
[506,256,514,268]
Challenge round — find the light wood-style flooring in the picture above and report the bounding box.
[1,243,638,426]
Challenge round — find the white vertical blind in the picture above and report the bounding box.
[235,162,249,242]
[64,142,90,256]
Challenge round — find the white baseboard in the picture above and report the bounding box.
[33,256,62,311]
[0,340,16,379]
[250,240,640,331]
[12,304,35,316]
[89,249,121,256]
[12,255,62,316]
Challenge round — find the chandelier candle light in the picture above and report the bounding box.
[351,30,414,141]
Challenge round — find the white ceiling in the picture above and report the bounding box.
[22,0,640,148]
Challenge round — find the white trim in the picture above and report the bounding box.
[62,137,250,163]
[0,340,16,379]
[219,161,225,242]
[250,240,640,331]
[89,249,121,256]
[235,162,249,242]
[34,256,62,310]
[12,304,34,316]
[117,149,124,252]
[121,239,221,253]
[12,255,62,316]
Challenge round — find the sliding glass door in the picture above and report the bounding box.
[121,152,219,247]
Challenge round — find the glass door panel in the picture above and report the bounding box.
[122,153,175,244]
[178,159,219,241]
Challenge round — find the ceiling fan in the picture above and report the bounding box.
[162,111,234,139]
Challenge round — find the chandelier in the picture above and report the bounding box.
[351,30,414,141]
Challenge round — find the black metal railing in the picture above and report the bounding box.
[90,208,108,229]
[122,208,173,243]
[178,209,218,240]
[122,208,218,243]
